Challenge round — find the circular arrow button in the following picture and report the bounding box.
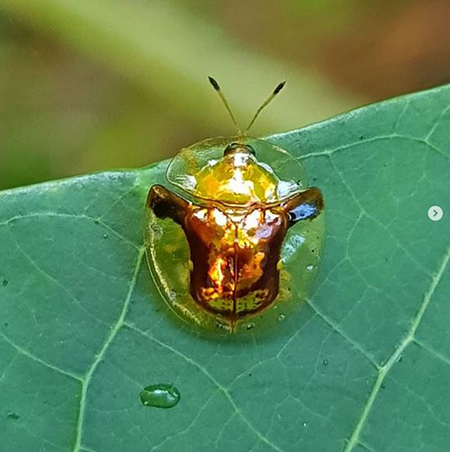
[428,205,444,222]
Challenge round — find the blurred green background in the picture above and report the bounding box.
[1,0,449,190]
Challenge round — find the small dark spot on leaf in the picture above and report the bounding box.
[2,279,8,287]
[7,412,20,420]
[381,384,386,389]
[359,135,364,140]
[248,373,252,377]
[94,220,100,225]
[4,322,8,327]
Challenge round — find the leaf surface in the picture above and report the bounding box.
[1,85,450,452]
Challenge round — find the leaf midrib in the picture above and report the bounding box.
[343,245,450,451]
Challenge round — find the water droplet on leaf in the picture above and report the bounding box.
[323,359,329,366]
[246,323,255,330]
[2,279,8,287]
[278,314,286,322]
[102,233,109,239]
[7,412,20,420]
[140,384,180,409]
[306,265,314,271]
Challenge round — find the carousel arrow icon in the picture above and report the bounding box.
[428,205,443,221]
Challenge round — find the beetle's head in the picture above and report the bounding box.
[223,142,256,157]
[222,142,258,170]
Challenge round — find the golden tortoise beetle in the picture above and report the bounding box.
[145,78,325,333]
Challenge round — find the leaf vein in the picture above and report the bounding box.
[296,134,449,162]
[72,247,145,452]
[124,322,284,452]
[8,228,109,329]
[305,298,379,369]
[343,245,450,451]
[414,338,450,370]
[329,156,431,277]
[0,330,82,382]
[0,212,140,250]
[425,102,450,140]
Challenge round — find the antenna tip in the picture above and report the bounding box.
[208,76,220,91]
[274,81,286,95]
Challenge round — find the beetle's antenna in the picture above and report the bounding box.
[208,76,242,135]
[244,81,286,135]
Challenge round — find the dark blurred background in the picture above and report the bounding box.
[1,0,449,190]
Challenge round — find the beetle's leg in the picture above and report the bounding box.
[282,187,324,227]
[147,185,190,225]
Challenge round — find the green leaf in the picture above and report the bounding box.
[1,84,450,452]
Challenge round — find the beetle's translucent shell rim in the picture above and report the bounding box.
[145,136,326,335]
[166,136,307,205]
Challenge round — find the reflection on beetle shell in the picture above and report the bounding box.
[145,137,325,333]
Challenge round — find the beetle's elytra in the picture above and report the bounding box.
[145,79,325,333]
